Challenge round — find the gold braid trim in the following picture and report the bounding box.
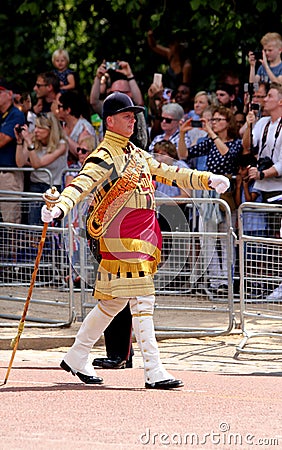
[192,170,213,190]
[131,313,153,317]
[98,303,113,317]
[87,152,143,238]
[99,258,159,276]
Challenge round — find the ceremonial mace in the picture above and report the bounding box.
[3,186,60,385]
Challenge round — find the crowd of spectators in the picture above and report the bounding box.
[1,31,282,374]
[0,31,282,242]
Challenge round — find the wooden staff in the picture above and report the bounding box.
[3,186,60,385]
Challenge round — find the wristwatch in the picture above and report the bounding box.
[27,144,35,151]
[259,170,265,180]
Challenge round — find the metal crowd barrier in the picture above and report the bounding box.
[235,202,282,357]
[0,194,74,327]
[74,196,236,337]
[0,168,53,224]
[0,167,53,186]
[62,201,98,321]
[2,187,282,350]
[153,196,235,336]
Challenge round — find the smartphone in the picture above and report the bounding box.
[105,62,119,70]
[253,50,263,61]
[191,120,203,128]
[153,73,162,88]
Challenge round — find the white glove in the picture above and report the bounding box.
[41,205,62,223]
[208,174,230,194]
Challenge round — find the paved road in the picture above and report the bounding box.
[1,332,282,449]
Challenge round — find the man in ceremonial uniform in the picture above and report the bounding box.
[41,92,229,389]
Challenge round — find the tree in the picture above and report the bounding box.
[0,0,281,99]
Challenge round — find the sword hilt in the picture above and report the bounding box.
[43,186,60,211]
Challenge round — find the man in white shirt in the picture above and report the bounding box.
[243,82,282,202]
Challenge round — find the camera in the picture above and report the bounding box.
[105,61,120,71]
[163,88,173,101]
[253,50,263,61]
[250,103,260,111]
[191,120,203,128]
[15,125,24,134]
[244,82,260,104]
[257,156,273,172]
[244,82,259,96]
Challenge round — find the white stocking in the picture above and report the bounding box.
[64,298,128,376]
[130,295,172,384]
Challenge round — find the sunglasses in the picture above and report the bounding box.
[211,118,227,122]
[57,104,64,109]
[35,83,48,88]
[77,147,90,155]
[160,117,177,124]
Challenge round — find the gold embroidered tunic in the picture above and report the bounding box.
[56,131,213,299]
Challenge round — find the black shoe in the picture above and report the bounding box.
[145,379,184,390]
[190,287,208,296]
[216,284,228,294]
[92,356,127,369]
[60,360,103,384]
[126,359,133,368]
[207,284,228,297]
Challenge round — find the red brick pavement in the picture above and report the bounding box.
[1,345,282,450]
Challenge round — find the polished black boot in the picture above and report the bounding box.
[125,356,133,368]
[60,360,103,384]
[92,356,127,369]
[145,379,184,390]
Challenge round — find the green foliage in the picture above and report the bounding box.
[0,0,281,99]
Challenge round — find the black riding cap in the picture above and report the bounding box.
[102,92,144,119]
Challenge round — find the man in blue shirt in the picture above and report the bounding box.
[0,79,25,223]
